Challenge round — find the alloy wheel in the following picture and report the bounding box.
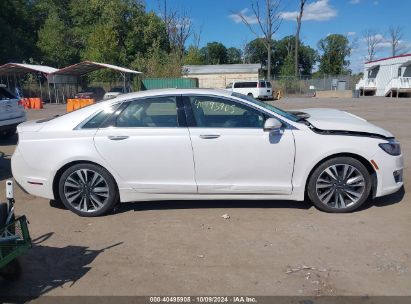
[315,164,365,209]
[63,169,110,213]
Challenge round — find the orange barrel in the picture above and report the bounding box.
[29,98,35,109]
[32,98,42,109]
[66,99,75,112]
[22,98,30,109]
[73,99,81,111]
[82,99,95,108]
[80,99,88,108]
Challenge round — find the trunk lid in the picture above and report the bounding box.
[17,119,51,132]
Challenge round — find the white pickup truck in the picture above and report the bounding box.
[0,85,26,138]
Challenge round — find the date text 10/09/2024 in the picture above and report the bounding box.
[149,297,258,303]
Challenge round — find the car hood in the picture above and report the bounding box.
[295,108,393,138]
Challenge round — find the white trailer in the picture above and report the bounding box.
[356,54,411,97]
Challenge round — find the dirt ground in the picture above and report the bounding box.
[0,96,410,299]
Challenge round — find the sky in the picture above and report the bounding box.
[145,0,411,73]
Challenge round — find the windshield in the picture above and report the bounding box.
[231,92,300,122]
[0,87,16,100]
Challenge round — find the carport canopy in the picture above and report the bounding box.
[0,63,58,76]
[51,61,141,76]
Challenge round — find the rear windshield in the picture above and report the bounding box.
[259,81,266,88]
[0,87,16,100]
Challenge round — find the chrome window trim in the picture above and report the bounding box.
[181,93,296,130]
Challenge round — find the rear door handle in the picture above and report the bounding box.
[199,134,220,139]
[108,136,129,141]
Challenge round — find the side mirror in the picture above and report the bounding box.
[264,117,282,132]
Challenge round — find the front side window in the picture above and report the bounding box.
[231,92,299,122]
[188,96,265,128]
[116,96,178,128]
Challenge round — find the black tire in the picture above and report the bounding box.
[307,157,371,213]
[58,163,119,217]
[247,93,253,97]
[0,259,22,281]
[1,128,16,138]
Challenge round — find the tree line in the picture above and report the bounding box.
[1,0,359,80]
[363,26,407,62]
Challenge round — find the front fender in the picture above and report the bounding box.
[291,130,381,199]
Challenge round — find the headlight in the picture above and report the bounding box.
[379,140,401,156]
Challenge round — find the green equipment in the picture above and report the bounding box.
[0,180,31,280]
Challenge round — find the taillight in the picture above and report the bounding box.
[18,99,23,107]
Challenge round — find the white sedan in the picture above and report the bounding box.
[11,89,403,216]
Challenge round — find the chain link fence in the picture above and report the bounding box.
[270,75,361,97]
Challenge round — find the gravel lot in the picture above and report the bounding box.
[0,96,410,299]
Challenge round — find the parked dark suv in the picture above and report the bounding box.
[75,87,106,101]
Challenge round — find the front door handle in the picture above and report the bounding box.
[199,134,220,139]
[108,136,129,141]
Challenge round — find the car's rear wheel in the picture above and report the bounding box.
[58,163,118,217]
[247,93,253,97]
[307,157,371,213]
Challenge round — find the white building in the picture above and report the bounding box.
[356,54,411,97]
[182,64,261,89]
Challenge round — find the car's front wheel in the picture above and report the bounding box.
[307,157,372,213]
[58,163,118,217]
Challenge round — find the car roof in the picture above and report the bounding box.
[233,80,268,83]
[105,88,232,103]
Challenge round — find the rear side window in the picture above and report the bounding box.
[234,82,257,88]
[82,103,121,129]
[0,87,16,100]
[116,97,178,128]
